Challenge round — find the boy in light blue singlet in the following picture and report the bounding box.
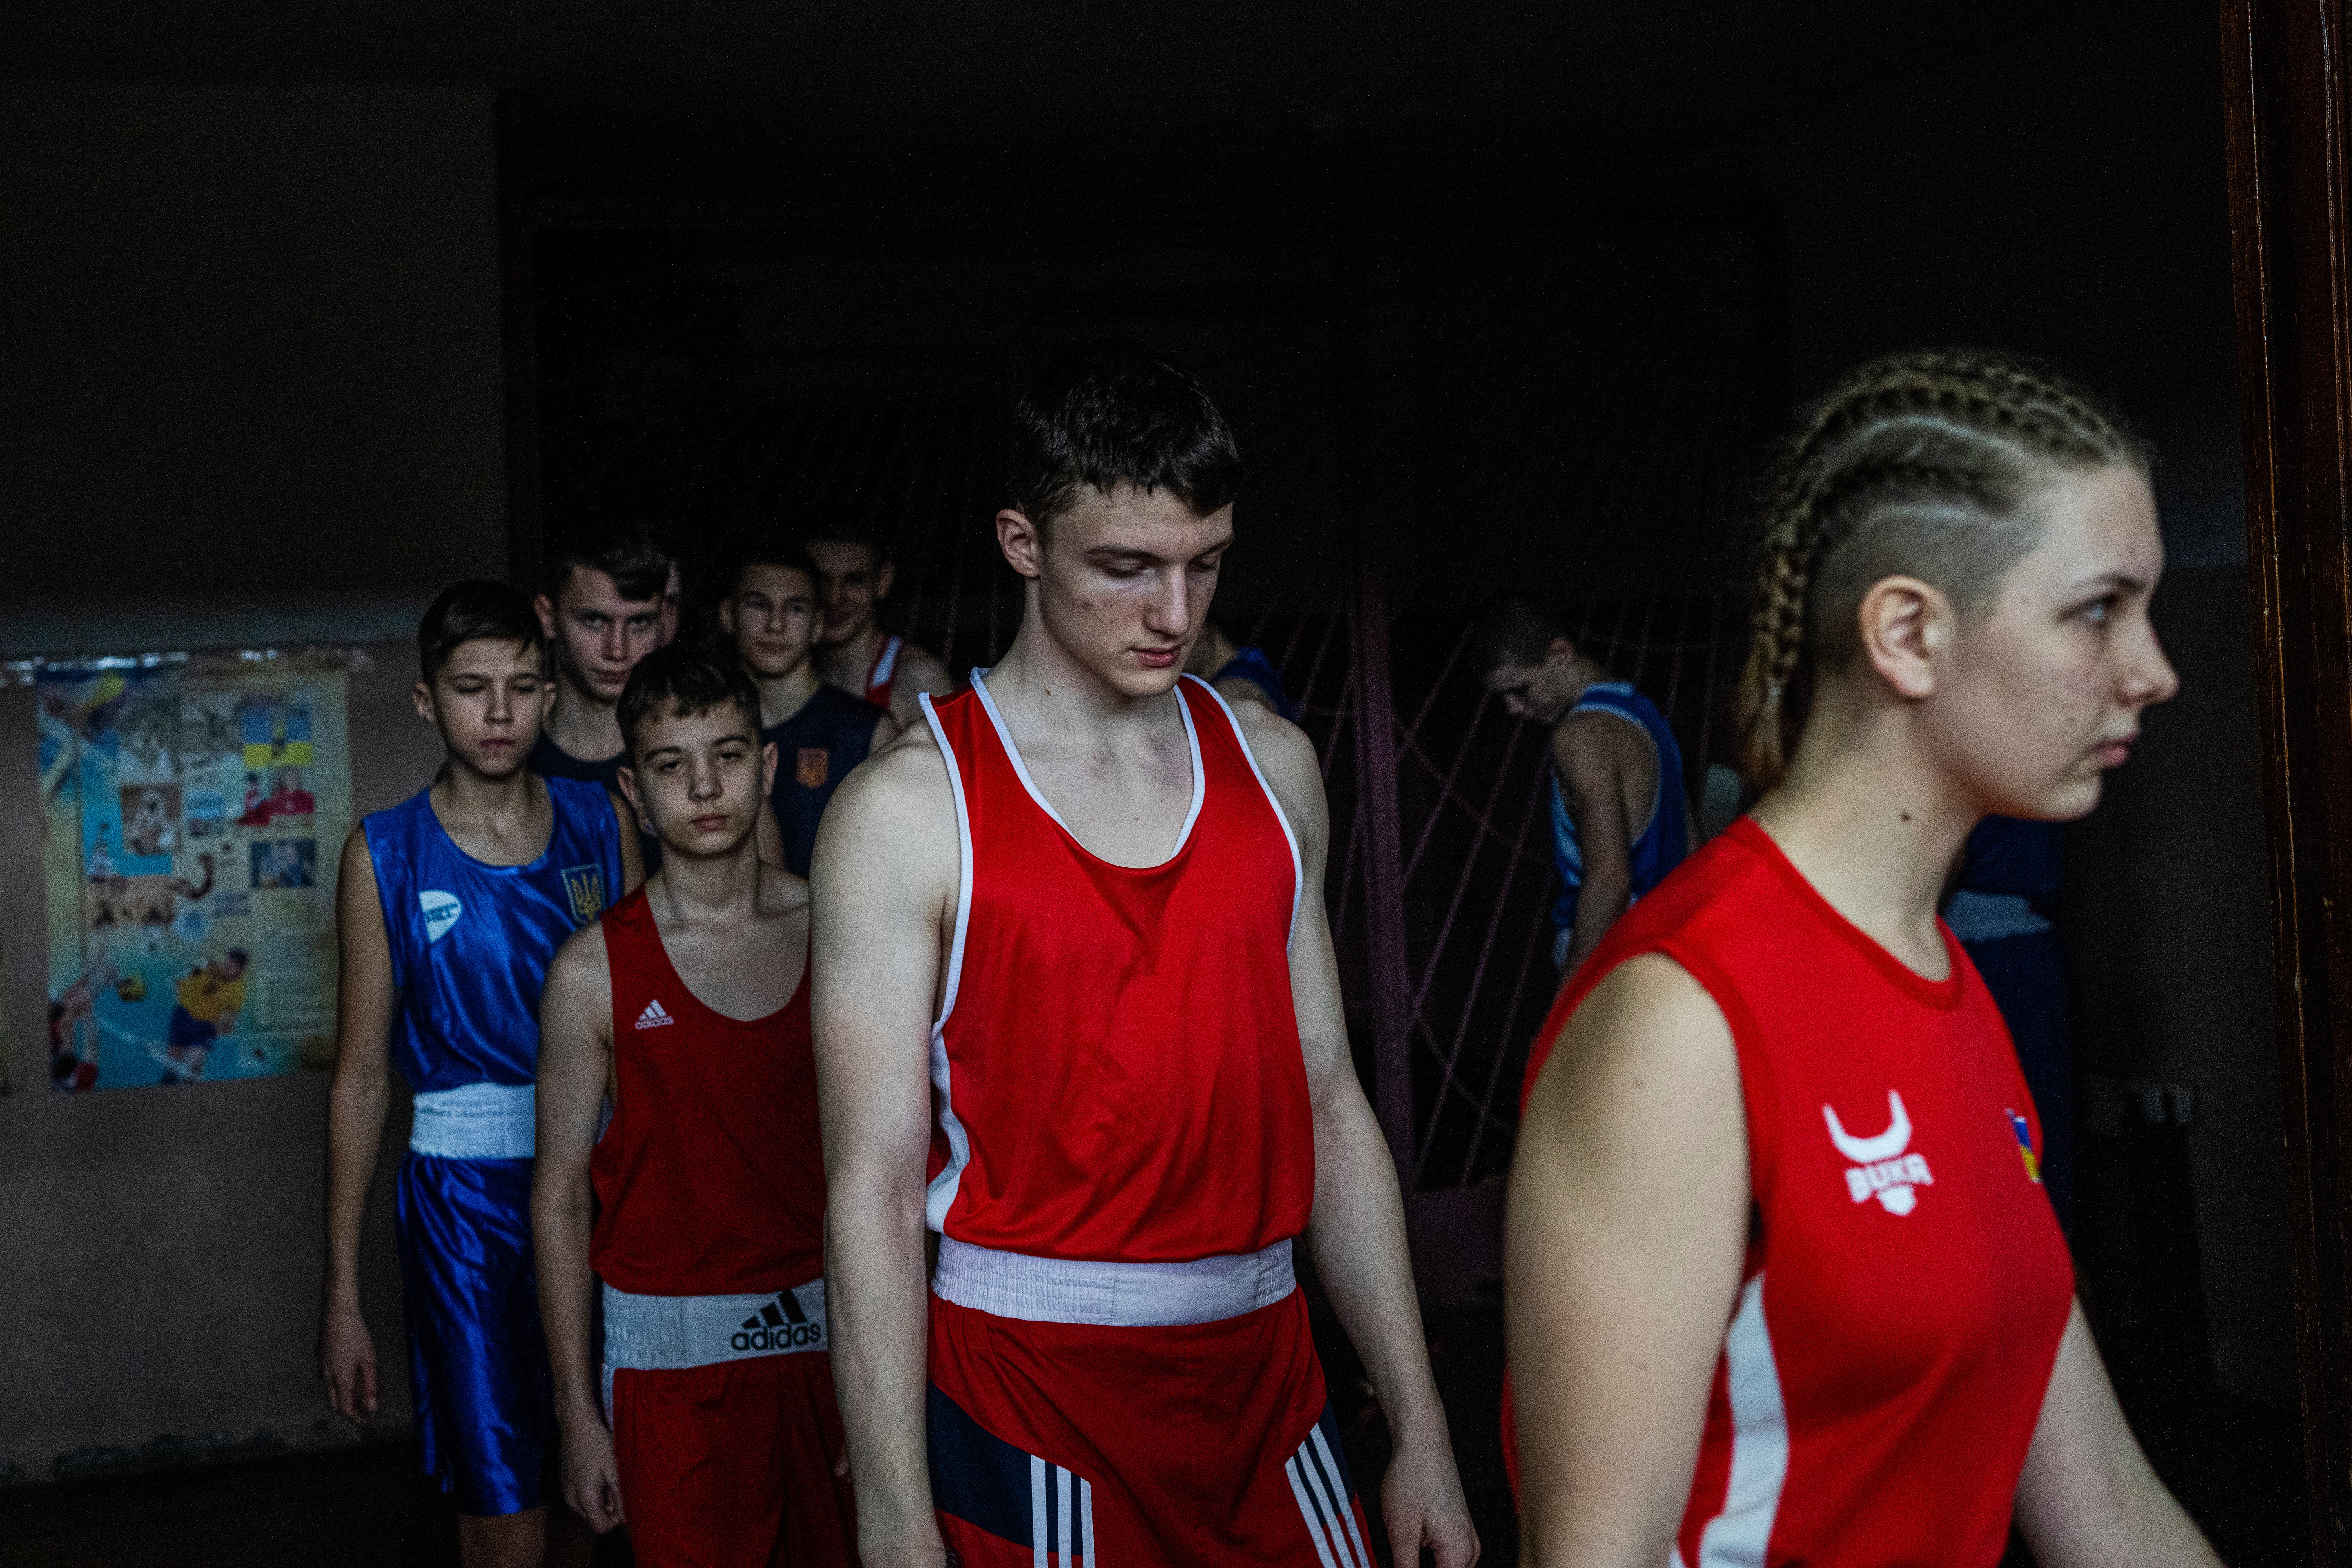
[1474,595,1693,976]
[319,582,642,1568]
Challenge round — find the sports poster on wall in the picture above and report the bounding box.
[38,653,354,1093]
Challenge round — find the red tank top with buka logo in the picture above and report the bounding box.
[920,673,1314,1263]
[590,887,825,1295]
[1515,818,2074,1567]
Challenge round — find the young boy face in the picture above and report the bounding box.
[720,563,819,680]
[806,539,892,649]
[414,639,553,779]
[619,698,776,860]
[540,566,667,704]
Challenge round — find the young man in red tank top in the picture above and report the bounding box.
[804,508,955,731]
[814,352,1477,1568]
[534,644,856,1568]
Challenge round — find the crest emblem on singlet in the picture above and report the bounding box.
[561,864,606,924]
[1824,1091,1935,1215]
[419,890,462,944]
[2006,1108,2042,1182]
[796,747,829,788]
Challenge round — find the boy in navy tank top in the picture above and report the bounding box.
[813,352,1477,1567]
[321,582,641,1568]
[716,534,896,877]
[536,644,857,1567]
[1474,594,1693,975]
[529,521,677,873]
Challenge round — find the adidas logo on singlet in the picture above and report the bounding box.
[634,1000,675,1030]
[1824,1090,1935,1216]
[733,1291,823,1352]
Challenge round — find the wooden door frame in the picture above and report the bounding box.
[2223,1,2352,1556]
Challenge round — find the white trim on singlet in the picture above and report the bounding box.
[968,667,1207,868]
[1189,674,1305,950]
[867,633,904,694]
[1695,1272,1789,1567]
[919,690,977,1231]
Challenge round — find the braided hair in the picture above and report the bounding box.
[1734,349,2146,792]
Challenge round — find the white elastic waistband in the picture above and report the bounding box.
[932,1236,1296,1327]
[601,1279,829,1373]
[408,1082,536,1160]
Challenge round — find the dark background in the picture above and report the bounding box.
[0,2,2290,1563]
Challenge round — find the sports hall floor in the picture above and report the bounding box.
[0,1295,2303,1567]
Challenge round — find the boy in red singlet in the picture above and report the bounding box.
[533,644,856,1568]
[804,509,955,731]
[813,351,1477,1568]
[1504,352,2221,1567]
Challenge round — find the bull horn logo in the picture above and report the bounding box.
[1823,1092,1931,1215]
[1822,1092,1911,1163]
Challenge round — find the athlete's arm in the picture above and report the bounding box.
[1504,954,1749,1568]
[533,921,626,1533]
[812,734,957,1568]
[886,644,956,732]
[1242,707,1480,1568]
[2011,1303,2221,1568]
[320,828,395,1425]
[1556,717,1633,978]
[609,790,647,894]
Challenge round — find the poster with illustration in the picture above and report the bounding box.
[39,655,352,1093]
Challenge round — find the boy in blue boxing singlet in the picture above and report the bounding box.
[320,581,643,1568]
[1474,594,1694,976]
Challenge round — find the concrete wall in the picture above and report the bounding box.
[0,82,507,642]
[0,82,503,1478]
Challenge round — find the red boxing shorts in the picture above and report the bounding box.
[608,1352,857,1567]
[926,1238,1374,1567]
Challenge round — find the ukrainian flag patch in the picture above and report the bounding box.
[2006,1107,2041,1183]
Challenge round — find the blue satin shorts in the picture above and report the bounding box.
[394,1153,552,1516]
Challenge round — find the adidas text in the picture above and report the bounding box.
[733,1292,822,1352]
[635,1000,675,1030]
[732,1321,824,1352]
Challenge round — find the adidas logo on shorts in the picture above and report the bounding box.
[635,1000,675,1031]
[733,1291,824,1352]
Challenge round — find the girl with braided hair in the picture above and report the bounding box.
[1503,350,2219,1566]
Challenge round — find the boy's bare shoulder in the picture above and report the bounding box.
[759,862,815,916]
[837,711,953,817]
[1227,697,1314,777]
[544,913,612,994]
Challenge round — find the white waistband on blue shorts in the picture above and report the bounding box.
[932,1236,1295,1327]
[408,1082,535,1160]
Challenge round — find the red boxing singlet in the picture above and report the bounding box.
[920,672,1314,1262]
[863,634,904,711]
[590,888,825,1296]
[1514,818,2073,1567]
